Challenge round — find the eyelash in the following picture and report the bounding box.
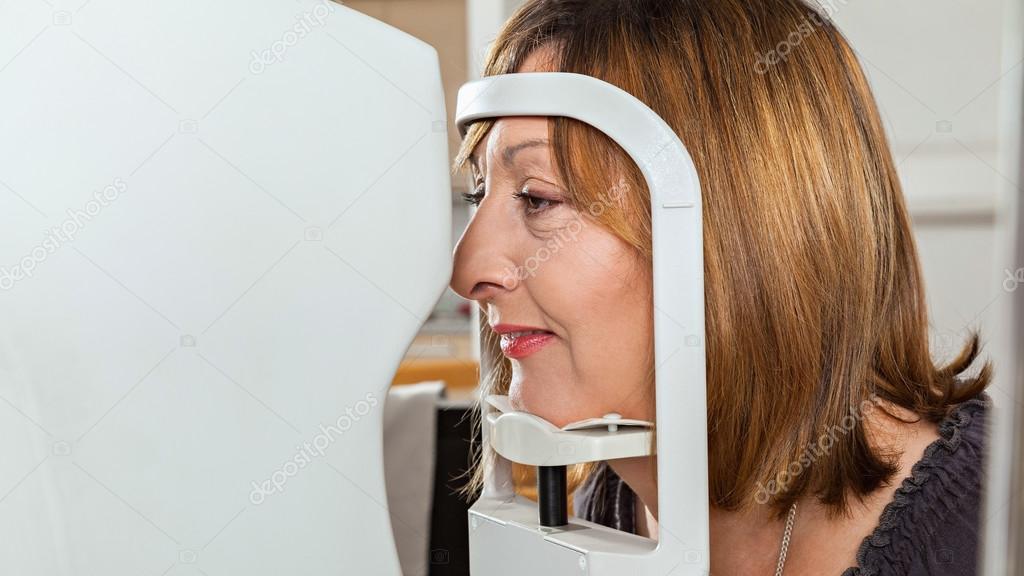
[459,184,484,206]
[461,183,560,215]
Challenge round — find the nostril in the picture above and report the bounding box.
[470,280,506,301]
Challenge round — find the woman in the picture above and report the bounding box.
[448,0,993,574]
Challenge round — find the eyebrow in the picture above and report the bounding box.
[470,138,550,172]
[502,138,549,167]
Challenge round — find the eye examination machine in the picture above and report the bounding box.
[1,2,1019,575]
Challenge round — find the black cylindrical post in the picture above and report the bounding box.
[537,465,568,527]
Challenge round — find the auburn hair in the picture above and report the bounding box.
[451,0,992,521]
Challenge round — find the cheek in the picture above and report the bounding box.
[541,224,650,351]
[514,223,654,424]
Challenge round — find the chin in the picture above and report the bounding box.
[507,365,584,426]
[508,389,564,425]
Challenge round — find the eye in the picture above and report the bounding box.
[460,181,484,206]
[512,184,560,215]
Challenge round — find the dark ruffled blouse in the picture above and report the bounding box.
[572,392,992,575]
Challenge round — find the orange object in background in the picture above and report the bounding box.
[391,357,479,393]
[392,329,479,395]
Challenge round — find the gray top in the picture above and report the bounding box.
[572,392,992,575]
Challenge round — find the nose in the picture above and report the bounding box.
[450,204,519,305]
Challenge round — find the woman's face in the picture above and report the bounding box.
[449,54,654,428]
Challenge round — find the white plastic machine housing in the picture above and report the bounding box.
[0,3,449,575]
[456,72,711,575]
[484,394,655,466]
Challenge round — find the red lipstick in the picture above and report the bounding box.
[491,323,556,359]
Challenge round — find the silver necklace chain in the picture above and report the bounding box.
[774,502,798,576]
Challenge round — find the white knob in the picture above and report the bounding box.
[604,412,622,432]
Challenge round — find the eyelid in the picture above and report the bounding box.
[513,183,562,214]
[518,180,563,200]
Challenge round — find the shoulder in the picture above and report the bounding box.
[844,391,992,576]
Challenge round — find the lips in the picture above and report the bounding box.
[491,324,556,359]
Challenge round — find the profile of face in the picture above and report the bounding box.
[449,50,654,429]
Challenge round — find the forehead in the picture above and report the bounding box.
[467,43,560,172]
[470,116,550,171]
